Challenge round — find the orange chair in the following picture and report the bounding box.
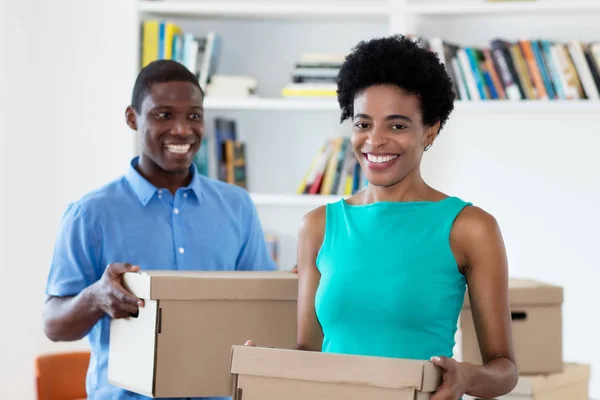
[35,351,90,400]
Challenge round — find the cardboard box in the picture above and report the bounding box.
[107,271,298,398]
[229,345,442,400]
[460,278,563,374]
[464,363,590,400]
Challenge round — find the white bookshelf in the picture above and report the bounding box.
[205,97,600,112]
[204,97,339,111]
[454,100,600,112]
[406,0,600,15]
[135,0,600,275]
[137,0,389,19]
[250,193,344,207]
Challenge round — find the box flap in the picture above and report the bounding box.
[230,346,442,393]
[122,271,298,300]
[510,363,590,395]
[463,278,563,309]
[107,300,159,397]
[121,271,152,299]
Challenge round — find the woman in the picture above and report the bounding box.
[295,35,518,400]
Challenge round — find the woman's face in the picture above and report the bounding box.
[351,84,438,188]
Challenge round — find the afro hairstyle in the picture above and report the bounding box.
[336,34,455,133]
[131,59,203,113]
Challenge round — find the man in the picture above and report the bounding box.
[42,60,277,400]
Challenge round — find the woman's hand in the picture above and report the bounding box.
[430,356,474,400]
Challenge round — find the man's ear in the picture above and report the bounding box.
[125,106,138,131]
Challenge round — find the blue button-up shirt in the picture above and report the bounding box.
[45,157,277,400]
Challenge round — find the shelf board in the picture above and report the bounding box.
[137,1,389,19]
[407,1,600,15]
[251,193,344,207]
[454,100,600,112]
[204,97,339,111]
[204,97,600,112]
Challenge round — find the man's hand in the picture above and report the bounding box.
[291,265,298,274]
[430,356,474,400]
[90,263,144,319]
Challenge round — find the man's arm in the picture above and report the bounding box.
[44,263,143,341]
[44,289,103,342]
[42,203,142,341]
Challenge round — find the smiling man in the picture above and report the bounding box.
[42,60,277,400]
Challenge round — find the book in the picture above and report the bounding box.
[299,136,367,196]
[223,140,247,189]
[423,37,600,102]
[140,20,221,89]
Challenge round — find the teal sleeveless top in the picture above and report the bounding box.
[315,196,471,360]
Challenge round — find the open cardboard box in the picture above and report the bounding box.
[461,278,563,374]
[464,363,590,400]
[107,270,298,398]
[230,345,442,400]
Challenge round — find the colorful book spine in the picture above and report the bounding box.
[425,37,600,102]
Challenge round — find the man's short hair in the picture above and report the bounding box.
[131,60,203,113]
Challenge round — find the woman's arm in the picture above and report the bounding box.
[440,206,518,399]
[295,206,326,351]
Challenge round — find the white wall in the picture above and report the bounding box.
[0,0,5,293]
[1,1,597,399]
[409,10,600,397]
[0,1,137,398]
[423,106,600,397]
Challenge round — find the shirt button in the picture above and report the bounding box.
[178,247,185,254]
[174,208,180,215]
[183,193,188,198]
[158,189,163,195]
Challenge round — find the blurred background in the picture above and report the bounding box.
[1,0,599,398]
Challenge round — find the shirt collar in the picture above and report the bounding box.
[125,157,202,206]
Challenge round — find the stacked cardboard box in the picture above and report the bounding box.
[230,345,442,400]
[107,270,445,399]
[464,363,590,400]
[106,272,591,399]
[107,270,298,398]
[460,278,591,399]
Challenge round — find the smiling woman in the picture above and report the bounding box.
[295,34,520,400]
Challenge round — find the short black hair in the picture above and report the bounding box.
[337,34,455,133]
[131,59,203,113]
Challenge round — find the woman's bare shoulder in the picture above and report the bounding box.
[451,204,505,272]
[453,205,500,240]
[299,205,327,242]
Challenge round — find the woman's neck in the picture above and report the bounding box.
[361,170,435,204]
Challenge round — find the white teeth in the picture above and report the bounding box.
[367,153,398,163]
[165,144,191,154]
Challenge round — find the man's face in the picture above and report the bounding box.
[131,81,204,173]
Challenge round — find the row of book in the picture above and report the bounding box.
[420,36,600,101]
[140,20,220,91]
[297,137,367,196]
[140,21,600,102]
[192,117,248,189]
[281,53,342,98]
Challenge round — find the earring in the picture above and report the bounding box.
[424,144,432,151]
